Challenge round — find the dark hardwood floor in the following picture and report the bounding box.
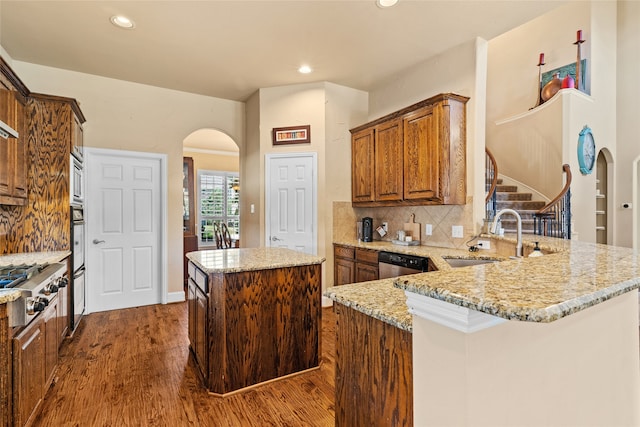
[32,303,337,427]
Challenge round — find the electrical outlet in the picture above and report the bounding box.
[452,225,463,238]
[425,224,432,236]
[477,239,491,250]
[250,204,255,214]
[382,222,388,232]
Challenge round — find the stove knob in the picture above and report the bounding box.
[57,277,68,288]
[36,296,49,307]
[26,298,47,315]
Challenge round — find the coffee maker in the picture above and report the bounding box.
[362,217,373,242]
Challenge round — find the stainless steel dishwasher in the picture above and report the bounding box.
[378,251,430,278]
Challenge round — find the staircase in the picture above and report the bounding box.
[494,179,546,234]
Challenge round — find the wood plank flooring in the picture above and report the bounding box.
[32,303,337,427]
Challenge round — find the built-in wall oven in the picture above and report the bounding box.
[70,204,85,331]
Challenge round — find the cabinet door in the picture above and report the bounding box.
[403,105,440,201]
[351,128,375,203]
[355,262,379,283]
[57,285,69,347]
[13,317,45,427]
[335,257,355,286]
[187,279,196,352]
[374,119,403,202]
[12,98,27,199]
[72,113,83,160]
[44,298,59,389]
[194,286,208,378]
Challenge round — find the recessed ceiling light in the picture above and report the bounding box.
[110,15,135,29]
[376,0,398,8]
[298,65,312,74]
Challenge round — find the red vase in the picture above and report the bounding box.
[562,74,575,89]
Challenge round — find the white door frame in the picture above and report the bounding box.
[633,155,640,250]
[84,147,168,313]
[265,152,318,255]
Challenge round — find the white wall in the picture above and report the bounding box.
[616,0,640,247]
[247,82,367,290]
[486,1,620,244]
[10,59,245,294]
[367,38,488,236]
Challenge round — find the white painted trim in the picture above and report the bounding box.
[633,155,639,250]
[167,291,186,303]
[84,147,168,310]
[405,291,506,333]
[264,152,318,255]
[495,89,593,126]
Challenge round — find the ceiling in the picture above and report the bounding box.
[0,1,565,103]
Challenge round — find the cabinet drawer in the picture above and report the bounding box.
[188,262,208,293]
[355,248,378,265]
[334,245,355,260]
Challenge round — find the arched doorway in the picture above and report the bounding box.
[181,129,240,282]
[595,149,613,245]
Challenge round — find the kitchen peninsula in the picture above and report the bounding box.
[326,235,640,426]
[185,247,324,395]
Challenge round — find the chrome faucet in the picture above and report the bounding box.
[491,208,523,257]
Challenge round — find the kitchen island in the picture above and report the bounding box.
[186,247,324,396]
[325,236,640,426]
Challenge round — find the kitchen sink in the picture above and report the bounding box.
[443,258,501,268]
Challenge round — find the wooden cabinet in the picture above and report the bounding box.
[187,261,208,382]
[44,297,59,390]
[334,245,378,285]
[334,304,412,426]
[355,248,379,282]
[57,282,69,348]
[71,112,84,160]
[350,93,469,207]
[12,316,45,427]
[374,119,403,202]
[187,254,321,395]
[334,245,355,286]
[0,78,27,206]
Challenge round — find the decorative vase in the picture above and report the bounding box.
[562,74,575,89]
[541,72,562,101]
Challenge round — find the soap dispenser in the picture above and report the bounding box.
[528,242,544,257]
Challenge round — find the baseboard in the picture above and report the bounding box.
[167,291,186,303]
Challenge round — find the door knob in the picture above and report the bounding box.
[270,236,281,242]
[92,239,105,244]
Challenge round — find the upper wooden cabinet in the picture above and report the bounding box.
[350,93,469,207]
[0,59,29,206]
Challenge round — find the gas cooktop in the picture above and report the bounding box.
[0,264,50,289]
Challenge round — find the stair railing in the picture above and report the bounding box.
[485,148,499,221]
[533,164,572,239]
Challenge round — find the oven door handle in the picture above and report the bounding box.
[73,266,85,279]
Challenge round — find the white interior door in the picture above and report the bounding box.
[266,153,316,255]
[86,149,164,313]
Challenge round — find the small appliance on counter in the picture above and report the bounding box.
[362,217,373,242]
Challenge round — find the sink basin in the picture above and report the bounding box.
[443,258,501,268]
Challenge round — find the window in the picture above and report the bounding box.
[198,170,239,246]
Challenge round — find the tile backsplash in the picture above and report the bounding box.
[333,199,475,249]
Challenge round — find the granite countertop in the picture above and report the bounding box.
[325,236,640,330]
[0,251,71,306]
[186,247,325,274]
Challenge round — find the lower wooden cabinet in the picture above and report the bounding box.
[334,245,379,285]
[187,262,209,383]
[334,304,412,426]
[43,297,58,390]
[12,316,45,427]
